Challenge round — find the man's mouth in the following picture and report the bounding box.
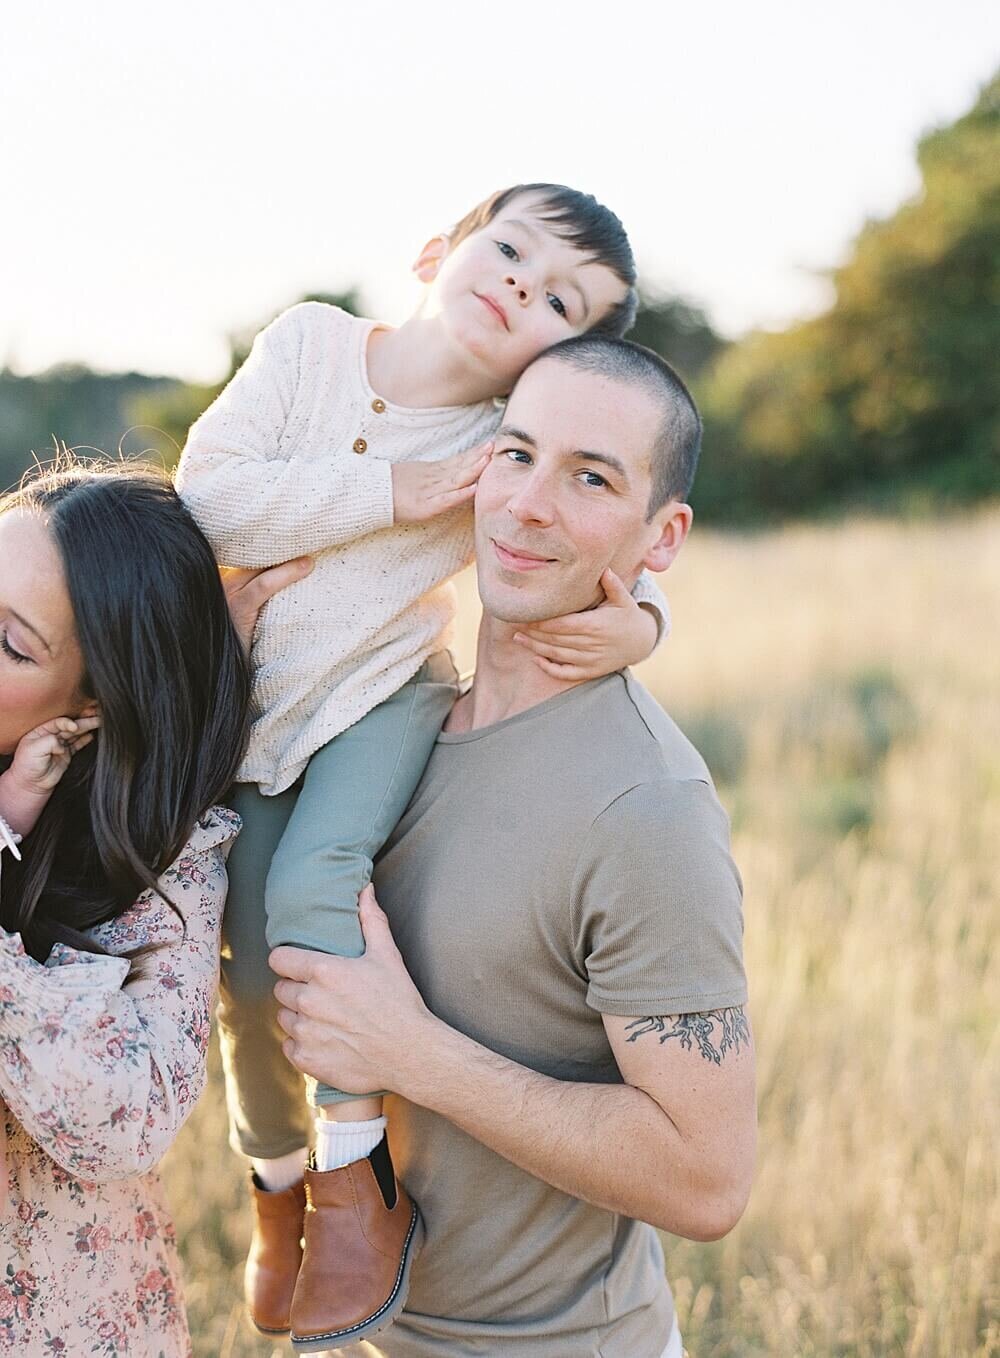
[476,293,509,330]
[492,538,556,571]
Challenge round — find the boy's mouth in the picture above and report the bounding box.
[476,293,509,331]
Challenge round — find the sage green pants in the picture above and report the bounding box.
[217,654,458,1159]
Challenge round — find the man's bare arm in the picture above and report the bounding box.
[271,889,756,1241]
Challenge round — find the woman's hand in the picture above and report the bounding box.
[391,443,492,524]
[221,557,315,654]
[512,569,660,681]
[0,712,101,839]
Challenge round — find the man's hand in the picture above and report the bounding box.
[271,886,435,1095]
[512,569,659,680]
[391,443,492,525]
[222,557,314,653]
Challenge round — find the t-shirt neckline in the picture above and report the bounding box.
[437,674,620,744]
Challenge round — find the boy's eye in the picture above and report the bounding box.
[496,240,519,262]
[0,630,31,664]
[547,293,567,318]
[578,470,608,489]
[503,449,532,465]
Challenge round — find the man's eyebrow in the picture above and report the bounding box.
[577,450,629,483]
[496,425,536,446]
[9,608,52,654]
[495,429,629,483]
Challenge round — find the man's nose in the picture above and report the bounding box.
[508,472,555,525]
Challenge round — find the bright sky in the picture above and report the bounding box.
[2,1,997,381]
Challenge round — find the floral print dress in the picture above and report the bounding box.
[0,806,240,1357]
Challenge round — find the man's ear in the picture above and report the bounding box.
[412,234,450,284]
[643,501,693,573]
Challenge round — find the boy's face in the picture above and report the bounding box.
[419,192,628,391]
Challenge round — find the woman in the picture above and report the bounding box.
[0,460,252,1356]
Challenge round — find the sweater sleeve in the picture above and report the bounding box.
[175,305,395,567]
[631,570,672,646]
[0,808,238,1183]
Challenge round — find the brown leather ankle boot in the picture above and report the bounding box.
[289,1138,423,1352]
[244,1173,307,1335]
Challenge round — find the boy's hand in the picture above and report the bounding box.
[0,712,101,837]
[512,569,660,680]
[392,443,492,524]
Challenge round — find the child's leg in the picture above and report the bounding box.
[264,652,459,1122]
[218,780,313,1167]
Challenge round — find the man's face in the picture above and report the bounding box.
[474,359,690,624]
[421,193,627,390]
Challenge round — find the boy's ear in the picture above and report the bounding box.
[643,502,693,573]
[412,234,450,284]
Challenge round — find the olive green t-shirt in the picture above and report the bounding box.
[342,671,747,1357]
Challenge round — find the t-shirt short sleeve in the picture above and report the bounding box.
[572,776,747,1017]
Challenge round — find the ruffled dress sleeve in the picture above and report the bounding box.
[0,806,239,1183]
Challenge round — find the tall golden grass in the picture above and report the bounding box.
[163,509,1000,1357]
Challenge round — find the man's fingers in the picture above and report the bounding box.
[244,557,314,608]
[225,558,314,651]
[282,1037,307,1071]
[269,945,325,982]
[358,884,393,943]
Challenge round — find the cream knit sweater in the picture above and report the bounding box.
[176,303,669,795]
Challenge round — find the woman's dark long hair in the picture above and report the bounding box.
[0,460,251,962]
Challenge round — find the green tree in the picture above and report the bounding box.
[132,290,365,470]
[697,69,1000,521]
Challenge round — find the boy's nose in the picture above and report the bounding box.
[504,273,531,304]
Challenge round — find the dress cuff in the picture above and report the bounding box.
[0,814,22,859]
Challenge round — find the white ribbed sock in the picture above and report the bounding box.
[251,1148,307,1192]
[314,1116,387,1172]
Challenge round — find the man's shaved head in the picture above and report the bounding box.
[521,336,702,515]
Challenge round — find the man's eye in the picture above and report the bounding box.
[579,471,608,489]
[548,293,567,318]
[496,240,518,261]
[503,449,532,464]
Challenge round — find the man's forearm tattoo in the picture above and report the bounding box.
[624,1008,750,1065]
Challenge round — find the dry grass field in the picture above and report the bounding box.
[162,509,1000,1357]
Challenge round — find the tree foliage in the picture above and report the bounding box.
[695,69,1000,520]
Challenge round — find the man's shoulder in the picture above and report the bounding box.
[568,671,713,791]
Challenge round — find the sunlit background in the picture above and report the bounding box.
[2,3,999,1355]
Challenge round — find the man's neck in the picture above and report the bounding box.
[444,615,588,734]
[366,318,502,409]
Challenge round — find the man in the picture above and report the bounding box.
[271,336,756,1358]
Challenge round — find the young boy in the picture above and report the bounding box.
[176,183,670,1351]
